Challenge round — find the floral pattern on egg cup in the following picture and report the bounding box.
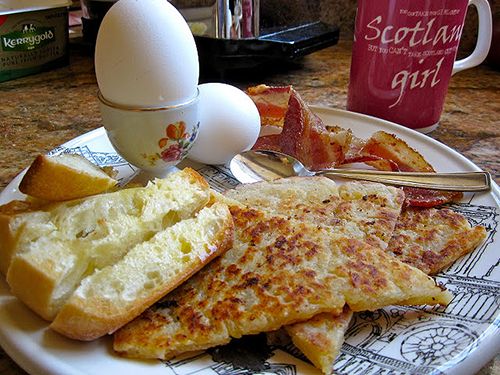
[99,89,200,173]
[142,120,200,166]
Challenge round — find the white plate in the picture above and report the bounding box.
[0,108,498,375]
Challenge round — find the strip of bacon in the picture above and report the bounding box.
[252,134,281,152]
[343,155,400,172]
[403,187,463,208]
[247,85,292,128]
[350,131,462,206]
[247,85,462,208]
[252,87,351,169]
[359,131,435,172]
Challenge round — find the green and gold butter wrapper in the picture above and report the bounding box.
[0,1,71,82]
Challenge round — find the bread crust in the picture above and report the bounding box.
[7,250,76,321]
[0,200,49,275]
[19,154,117,201]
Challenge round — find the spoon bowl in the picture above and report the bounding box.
[229,150,491,191]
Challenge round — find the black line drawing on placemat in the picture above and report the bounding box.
[163,334,297,375]
[399,322,478,366]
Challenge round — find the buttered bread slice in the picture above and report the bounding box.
[0,200,52,275]
[6,168,211,321]
[51,202,233,340]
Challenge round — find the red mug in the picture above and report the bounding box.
[347,0,492,133]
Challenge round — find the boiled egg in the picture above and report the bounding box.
[188,83,261,165]
[95,0,199,107]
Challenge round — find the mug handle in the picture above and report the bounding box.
[452,0,492,75]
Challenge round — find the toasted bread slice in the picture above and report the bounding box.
[0,200,53,275]
[387,207,487,275]
[6,168,211,321]
[51,202,233,340]
[114,204,451,360]
[19,154,117,201]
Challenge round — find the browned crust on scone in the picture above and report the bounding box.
[113,205,451,360]
[285,306,353,375]
[387,207,487,275]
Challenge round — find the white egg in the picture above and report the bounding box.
[95,0,199,107]
[188,83,261,165]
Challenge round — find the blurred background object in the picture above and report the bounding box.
[73,0,498,74]
[77,0,339,76]
[486,7,500,69]
[80,0,115,43]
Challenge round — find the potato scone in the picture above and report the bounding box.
[225,177,405,249]
[387,207,487,275]
[6,168,211,321]
[285,307,353,375]
[114,205,451,360]
[283,205,487,375]
[225,177,405,374]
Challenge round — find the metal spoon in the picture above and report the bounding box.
[229,150,491,191]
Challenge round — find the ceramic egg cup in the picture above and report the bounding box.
[98,90,200,175]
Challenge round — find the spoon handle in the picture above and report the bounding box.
[315,169,491,191]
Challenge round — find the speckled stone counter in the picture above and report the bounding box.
[0,39,498,375]
[0,40,498,190]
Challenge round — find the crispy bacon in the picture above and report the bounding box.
[358,131,435,172]
[252,87,351,169]
[253,134,281,152]
[403,187,463,208]
[349,131,462,206]
[247,85,462,208]
[247,85,292,128]
[343,155,400,172]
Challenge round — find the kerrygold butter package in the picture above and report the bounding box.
[0,1,71,82]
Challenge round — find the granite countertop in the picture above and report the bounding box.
[0,39,498,374]
[0,40,498,190]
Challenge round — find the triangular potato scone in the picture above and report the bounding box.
[114,204,451,359]
[226,178,486,374]
[387,206,487,275]
[289,206,487,374]
[224,177,404,249]
[285,307,353,374]
[224,177,404,374]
